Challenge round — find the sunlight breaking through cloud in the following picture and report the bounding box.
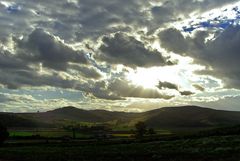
[0,0,240,112]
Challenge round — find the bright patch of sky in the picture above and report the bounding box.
[0,1,22,13]
[181,2,240,32]
[0,88,85,101]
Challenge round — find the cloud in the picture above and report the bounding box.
[75,80,123,100]
[0,27,106,93]
[151,5,176,25]
[158,28,190,54]
[0,49,28,69]
[151,0,239,18]
[0,67,119,100]
[0,93,10,103]
[69,64,103,79]
[74,78,174,100]
[158,28,208,55]
[16,28,88,71]
[0,0,238,44]
[156,81,194,96]
[148,0,239,32]
[159,26,240,89]
[157,81,179,90]
[0,92,80,112]
[97,32,172,68]
[67,0,151,40]
[197,26,240,88]
[0,69,75,89]
[193,84,205,92]
[196,95,240,111]
[1,0,240,112]
[180,91,195,96]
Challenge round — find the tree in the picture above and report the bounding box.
[148,128,156,135]
[72,127,76,139]
[135,121,147,138]
[0,124,9,145]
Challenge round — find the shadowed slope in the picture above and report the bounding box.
[1,106,240,128]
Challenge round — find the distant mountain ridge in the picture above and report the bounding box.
[1,106,240,129]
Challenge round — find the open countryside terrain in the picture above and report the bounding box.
[1,106,240,140]
[1,105,240,140]
[1,106,240,161]
[1,133,240,161]
[2,106,240,129]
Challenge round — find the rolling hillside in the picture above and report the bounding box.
[16,106,139,126]
[0,112,52,127]
[143,106,240,128]
[1,106,240,129]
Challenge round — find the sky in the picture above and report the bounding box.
[1,0,240,112]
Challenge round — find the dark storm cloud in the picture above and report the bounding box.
[11,0,148,42]
[180,91,195,96]
[158,27,213,59]
[156,81,194,96]
[76,80,123,100]
[158,28,189,54]
[97,32,172,68]
[151,5,175,24]
[193,84,205,92]
[0,28,104,96]
[0,49,28,69]
[159,26,240,89]
[197,26,240,88]
[70,0,150,40]
[0,68,112,100]
[158,28,208,55]
[69,65,102,79]
[34,0,238,41]
[157,81,179,90]
[0,69,74,89]
[16,28,88,71]
[0,0,238,44]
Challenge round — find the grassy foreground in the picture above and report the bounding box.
[1,135,240,161]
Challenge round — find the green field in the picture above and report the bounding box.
[9,130,92,139]
[1,135,240,161]
[2,125,240,161]
[8,128,174,140]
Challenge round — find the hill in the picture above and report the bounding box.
[16,106,139,126]
[0,112,51,127]
[1,106,240,129]
[143,106,240,128]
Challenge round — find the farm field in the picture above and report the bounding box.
[9,129,91,138]
[8,128,174,139]
[1,135,240,161]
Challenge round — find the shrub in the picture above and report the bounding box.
[0,123,9,144]
[135,121,147,138]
